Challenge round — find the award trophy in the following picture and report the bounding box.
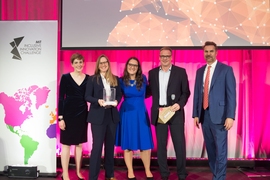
[103,88,116,106]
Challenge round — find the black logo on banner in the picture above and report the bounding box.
[10,36,24,60]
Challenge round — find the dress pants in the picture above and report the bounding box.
[202,109,228,180]
[89,108,117,180]
[156,122,187,179]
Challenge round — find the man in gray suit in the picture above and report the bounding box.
[148,47,190,180]
[192,41,236,180]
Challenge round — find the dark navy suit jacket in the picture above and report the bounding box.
[192,61,236,124]
[148,65,190,125]
[85,75,122,125]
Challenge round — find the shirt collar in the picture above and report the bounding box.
[159,65,172,71]
[207,60,217,69]
[100,73,105,79]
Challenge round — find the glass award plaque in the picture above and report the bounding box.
[103,88,116,106]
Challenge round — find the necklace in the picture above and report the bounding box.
[129,80,136,87]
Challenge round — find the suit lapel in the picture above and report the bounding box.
[97,75,105,89]
[167,65,175,89]
[199,65,206,91]
[154,67,159,89]
[210,61,222,89]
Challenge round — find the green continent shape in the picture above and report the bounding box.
[6,125,20,135]
[20,135,39,164]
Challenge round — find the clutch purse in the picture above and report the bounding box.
[158,106,175,124]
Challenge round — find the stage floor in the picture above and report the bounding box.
[0,166,269,180]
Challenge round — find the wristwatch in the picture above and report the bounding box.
[58,117,64,121]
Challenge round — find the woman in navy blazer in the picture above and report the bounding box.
[85,54,122,180]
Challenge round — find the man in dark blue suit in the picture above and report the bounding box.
[192,41,236,180]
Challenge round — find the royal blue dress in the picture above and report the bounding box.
[115,75,154,150]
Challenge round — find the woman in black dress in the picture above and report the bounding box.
[58,53,89,180]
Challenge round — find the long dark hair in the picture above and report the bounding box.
[123,57,143,90]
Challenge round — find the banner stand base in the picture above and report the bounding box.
[7,165,38,179]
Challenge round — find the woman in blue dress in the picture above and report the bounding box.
[115,57,154,180]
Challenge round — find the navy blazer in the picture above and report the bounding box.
[85,75,122,125]
[148,65,190,125]
[192,61,236,124]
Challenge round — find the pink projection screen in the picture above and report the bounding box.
[61,0,270,49]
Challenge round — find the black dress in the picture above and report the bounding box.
[58,73,89,145]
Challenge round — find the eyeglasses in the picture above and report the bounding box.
[99,61,108,65]
[128,63,138,68]
[160,55,171,59]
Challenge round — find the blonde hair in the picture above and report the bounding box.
[94,54,118,87]
[160,47,172,54]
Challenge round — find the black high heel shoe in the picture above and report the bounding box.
[77,175,85,180]
[77,177,84,180]
[146,177,153,180]
[127,172,136,180]
[128,177,136,180]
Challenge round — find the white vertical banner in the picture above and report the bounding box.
[0,21,57,174]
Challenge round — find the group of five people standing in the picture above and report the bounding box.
[58,41,236,180]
